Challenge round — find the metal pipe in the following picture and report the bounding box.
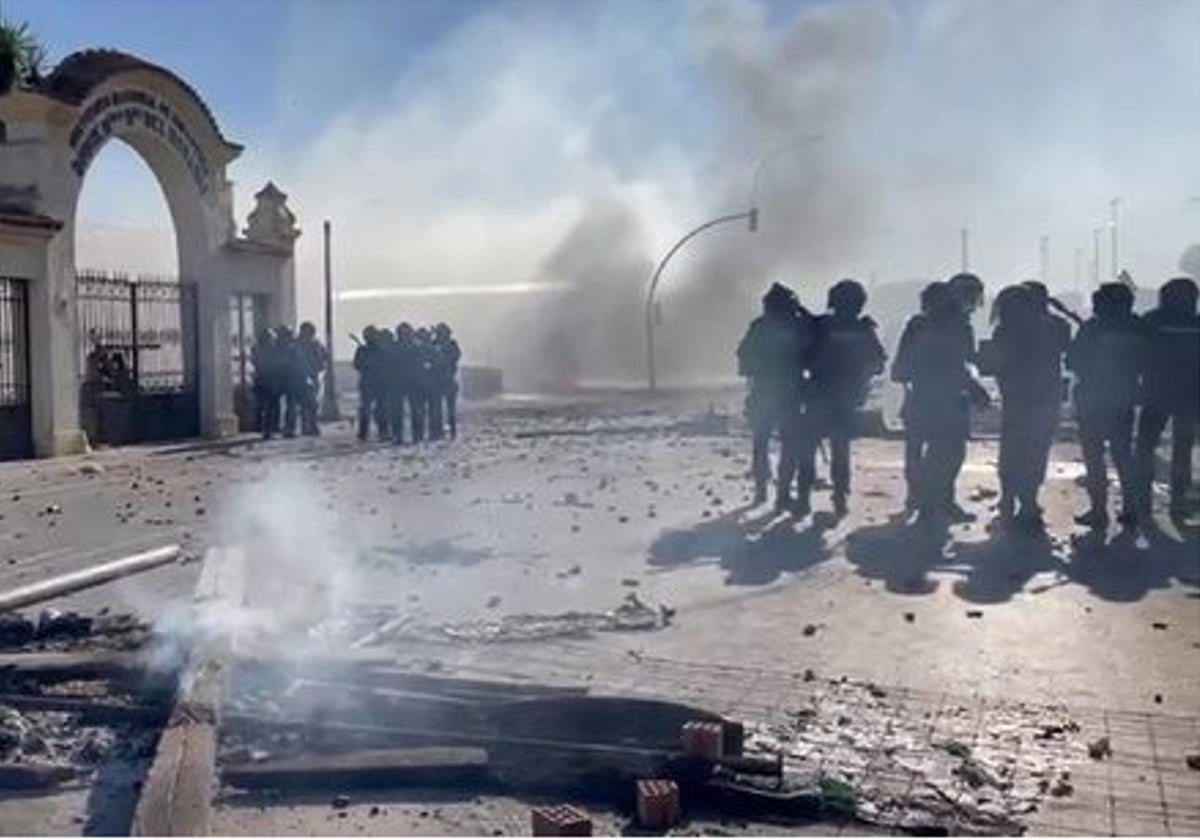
[0,544,182,613]
[320,220,339,421]
[645,210,756,393]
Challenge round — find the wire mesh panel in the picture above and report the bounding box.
[76,270,199,445]
[0,276,32,459]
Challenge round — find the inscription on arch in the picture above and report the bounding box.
[68,88,214,195]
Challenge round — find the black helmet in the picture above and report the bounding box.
[827,279,866,314]
[762,282,798,314]
[1160,276,1199,312]
[1022,280,1049,309]
[948,272,984,311]
[991,284,1034,325]
[920,281,952,315]
[1093,282,1134,316]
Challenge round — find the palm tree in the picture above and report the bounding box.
[0,17,46,94]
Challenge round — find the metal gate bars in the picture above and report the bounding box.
[0,276,31,460]
[76,270,199,447]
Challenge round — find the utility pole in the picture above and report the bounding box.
[1092,227,1102,287]
[1109,197,1121,279]
[319,219,340,422]
[960,227,969,271]
[1073,246,1083,295]
[1039,235,1050,283]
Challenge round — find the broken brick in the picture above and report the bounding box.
[636,779,681,830]
[681,720,724,760]
[531,804,592,836]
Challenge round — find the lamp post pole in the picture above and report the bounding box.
[319,219,340,422]
[645,209,757,393]
[1109,197,1121,279]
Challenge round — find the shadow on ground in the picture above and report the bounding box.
[648,507,836,586]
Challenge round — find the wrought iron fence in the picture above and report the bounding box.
[76,270,199,445]
[0,276,29,408]
[76,270,197,393]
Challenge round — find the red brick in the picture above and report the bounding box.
[636,779,681,829]
[531,804,592,836]
[680,720,724,760]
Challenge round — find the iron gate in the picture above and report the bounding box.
[230,292,267,432]
[77,270,199,446]
[0,276,32,460]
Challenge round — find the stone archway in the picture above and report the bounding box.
[0,49,299,457]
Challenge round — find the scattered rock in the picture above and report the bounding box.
[966,610,984,619]
[78,462,104,477]
[1185,754,1200,771]
[903,612,915,623]
[1050,777,1074,797]
[802,624,818,637]
[486,596,502,609]
[802,669,815,682]
[621,578,639,587]
[332,795,350,809]
[1154,694,1163,704]
[1151,622,1168,630]
[369,806,381,817]
[1087,737,1112,760]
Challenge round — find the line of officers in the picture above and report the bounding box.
[738,272,1200,530]
[250,321,329,438]
[351,322,462,445]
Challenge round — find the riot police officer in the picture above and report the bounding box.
[1134,276,1199,520]
[799,279,886,517]
[294,321,327,437]
[892,281,989,527]
[353,326,384,442]
[392,323,418,444]
[736,282,813,512]
[1066,282,1143,529]
[250,327,282,439]
[984,283,1070,529]
[433,323,462,440]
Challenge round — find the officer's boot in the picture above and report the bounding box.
[1075,483,1109,529]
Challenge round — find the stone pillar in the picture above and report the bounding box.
[196,267,236,438]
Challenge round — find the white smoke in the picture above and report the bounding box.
[76,0,1200,386]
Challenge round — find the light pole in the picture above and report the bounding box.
[642,134,824,393]
[319,219,340,422]
[1092,227,1102,286]
[1109,197,1121,279]
[645,209,757,393]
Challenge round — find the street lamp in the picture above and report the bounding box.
[643,133,825,393]
[1109,197,1121,280]
[644,209,757,393]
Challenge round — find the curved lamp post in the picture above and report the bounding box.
[645,208,757,393]
[643,133,825,393]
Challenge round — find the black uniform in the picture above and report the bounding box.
[412,331,438,441]
[892,283,985,524]
[353,328,386,441]
[1134,279,1200,516]
[433,329,462,440]
[391,326,419,444]
[1065,284,1143,527]
[294,328,327,437]
[737,283,812,510]
[800,311,885,514]
[985,286,1071,525]
[250,330,282,438]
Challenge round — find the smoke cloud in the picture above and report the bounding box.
[76,0,1200,386]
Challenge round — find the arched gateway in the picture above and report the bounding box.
[0,49,298,458]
